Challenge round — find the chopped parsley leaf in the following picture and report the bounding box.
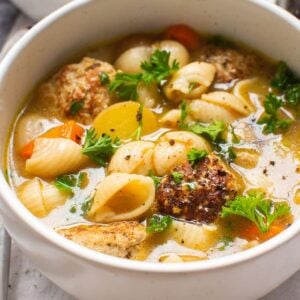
[148,170,162,189]
[81,197,94,216]
[54,174,77,194]
[146,215,172,234]
[171,172,184,184]
[217,236,233,251]
[221,191,290,233]
[99,71,110,85]
[179,100,188,129]
[69,100,84,116]
[82,128,121,166]
[69,205,77,213]
[189,121,226,142]
[187,148,208,166]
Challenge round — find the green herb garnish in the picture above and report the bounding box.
[271,61,297,91]
[132,104,143,140]
[171,172,184,184]
[81,197,94,216]
[54,174,77,194]
[217,236,234,251]
[221,191,290,233]
[179,100,188,129]
[69,205,77,213]
[148,170,162,189]
[258,93,292,134]
[99,71,110,85]
[109,50,179,101]
[285,84,300,106]
[189,121,226,142]
[82,128,121,166]
[146,215,173,234]
[69,100,84,116]
[187,148,208,166]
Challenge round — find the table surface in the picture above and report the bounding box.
[1,0,300,299]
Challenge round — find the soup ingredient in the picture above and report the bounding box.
[56,221,146,258]
[187,148,208,166]
[188,121,226,142]
[164,24,200,50]
[163,62,216,102]
[26,138,89,178]
[20,120,84,159]
[196,45,259,83]
[86,173,155,222]
[108,141,155,175]
[156,155,239,223]
[153,131,211,176]
[92,101,159,139]
[258,93,292,134]
[54,172,86,195]
[148,170,162,189]
[69,100,84,116]
[37,57,116,125]
[171,171,184,184]
[152,40,190,67]
[115,46,152,74]
[16,179,69,217]
[167,221,219,251]
[82,128,121,166]
[109,50,179,100]
[221,191,290,233]
[146,215,173,234]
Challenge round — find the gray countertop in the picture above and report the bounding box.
[1,0,300,299]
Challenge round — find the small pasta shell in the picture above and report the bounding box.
[201,91,251,116]
[42,181,69,211]
[16,178,47,217]
[153,131,211,175]
[153,141,187,176]
[152,40,190,67]
[164,62,216,102]
[26,138,89,178]
[189,99,241,124]
[115,46,152,74]
[167,220,219,251]
[87,173,155,222]
[137,83,160,108]
[108,141,155,175]
[159,109,181,128]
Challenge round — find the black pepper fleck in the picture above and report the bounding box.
[125,155,131,160]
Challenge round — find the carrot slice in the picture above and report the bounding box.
[20,120,85,159]
[164,24,200,50]
[241,223,286,241]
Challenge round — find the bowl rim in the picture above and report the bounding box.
[0,0,300,273]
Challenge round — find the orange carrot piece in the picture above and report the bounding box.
[259,224,285,241]
[164,24,200,50]
[20,120,85,159]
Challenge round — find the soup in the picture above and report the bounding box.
[6,24,300,263]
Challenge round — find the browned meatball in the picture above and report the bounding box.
[156,155,240,223]
[197,45,259,83]
[37,57,116,125]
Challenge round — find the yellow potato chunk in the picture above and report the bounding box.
[92,101,159,139]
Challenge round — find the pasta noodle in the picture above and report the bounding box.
[167,220,219,251]
[26,138,89,178]
[152,40,190,67]
[16,178,69,217]
[189,99,241,124]
[164,62,216,102]
[108,141,155,175]
[153,131,211,175]
[114,46,152,73]
[87,173,155,222]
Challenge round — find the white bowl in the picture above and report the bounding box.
[0,1,299,299]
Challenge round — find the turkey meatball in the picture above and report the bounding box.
[156,155,240,223]
[37,57,116,124]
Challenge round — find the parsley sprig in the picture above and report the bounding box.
[54,172,87,195]
[221,191,290,233]
[146,215,173,234]
[258,93,292,134]
[148,170,162,189]
[82,128,121,166]
[109,50,179,100]
[187,148,208,166]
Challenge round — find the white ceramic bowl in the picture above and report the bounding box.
[0,1,299,299]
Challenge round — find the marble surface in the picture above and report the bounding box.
[1,0,300,299]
